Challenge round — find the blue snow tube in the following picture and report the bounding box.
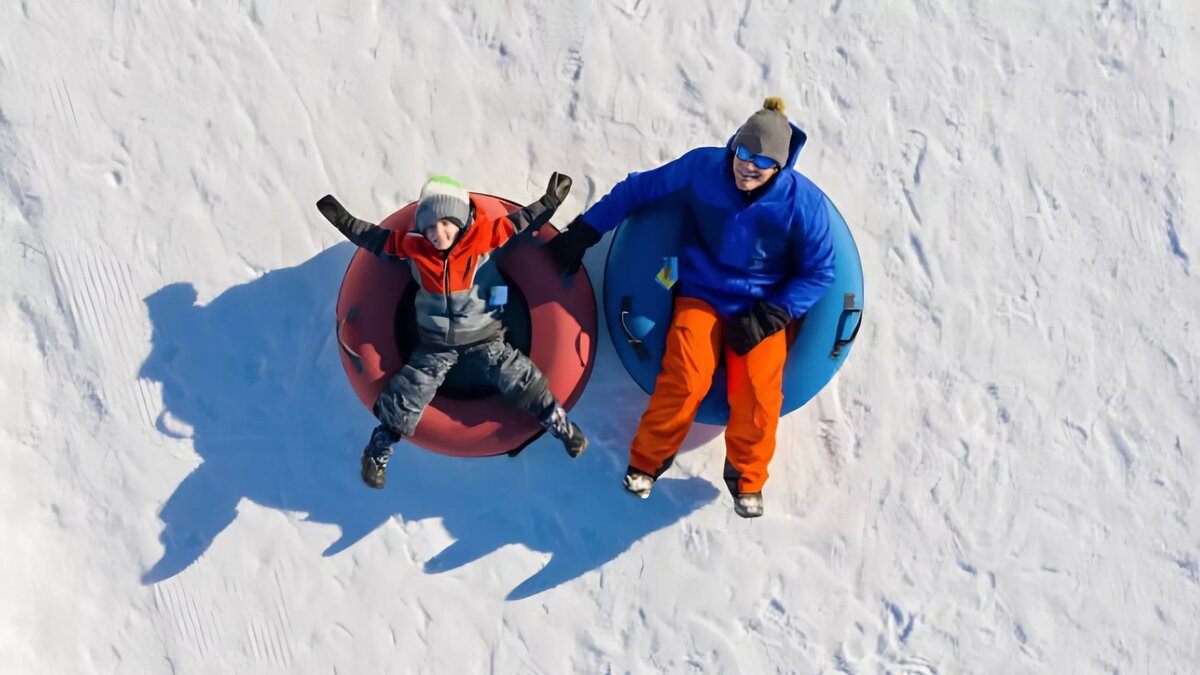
[602,194,864,425]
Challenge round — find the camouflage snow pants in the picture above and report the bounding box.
[372,337,557,438]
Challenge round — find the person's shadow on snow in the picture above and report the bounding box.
[139,243,718,599]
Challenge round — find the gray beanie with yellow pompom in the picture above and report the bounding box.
[731,97,792,168]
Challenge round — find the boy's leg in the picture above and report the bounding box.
[361,346,459,488]
[373,346,460,437]
[464,338,587,457]
[628,297,722,481]
[722,329,787,515]
[463,339,556,418]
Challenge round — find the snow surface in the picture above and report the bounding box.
[2,1,1198,673]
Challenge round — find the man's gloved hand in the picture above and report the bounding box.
[545,215,602,275]
[540,172,573,211]
[724,300,792,356]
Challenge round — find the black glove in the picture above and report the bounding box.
[545,215,602,275]
[316,194,389,254]
[724,301,791,356]
[316,194,350,227]
[540,172,573,211]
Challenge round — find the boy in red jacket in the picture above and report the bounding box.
[317,174,587,489]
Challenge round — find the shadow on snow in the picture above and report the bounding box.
[139,243,718,599]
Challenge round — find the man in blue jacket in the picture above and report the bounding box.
[548,98,835,518]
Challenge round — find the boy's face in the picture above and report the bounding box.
[425,218,461,251]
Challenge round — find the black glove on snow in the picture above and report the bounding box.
[316,194,390,254]
[724,300,792,356]
[540,172,573,211]
[545,216,602,275]
[316,194,350,228]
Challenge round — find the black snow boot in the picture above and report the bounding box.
[540,405,588,458]
[360,425,399,489]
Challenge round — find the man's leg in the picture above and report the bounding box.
[722,328,787,511]
[629,297,722,480]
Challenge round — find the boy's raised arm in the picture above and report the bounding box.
[316,195,398,257]
[489,173,573,248]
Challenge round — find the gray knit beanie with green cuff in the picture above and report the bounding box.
[415,176,471,232]
[731,97,792,168]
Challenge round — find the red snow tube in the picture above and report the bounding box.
[334,193,597,457]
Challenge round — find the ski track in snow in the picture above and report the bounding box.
[1,0,1199,673]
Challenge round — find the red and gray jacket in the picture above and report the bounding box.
[326,196,558,347]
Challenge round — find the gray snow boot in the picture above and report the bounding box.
[360,425,399,489]
[623,466,654,499]
[733,492,764,518]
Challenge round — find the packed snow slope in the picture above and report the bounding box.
[2,1,1197,673]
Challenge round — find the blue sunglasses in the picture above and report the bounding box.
[734,145,779,170]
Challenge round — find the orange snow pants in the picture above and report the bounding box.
[629,297,787,494]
